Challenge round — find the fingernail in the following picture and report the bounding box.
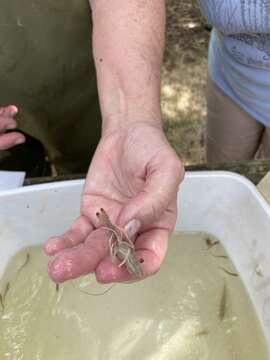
[15,138,25,145]
[9,105,18,115]
[124,219,141,238]
[44,241,58,255]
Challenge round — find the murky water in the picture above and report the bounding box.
[0,232,269,360]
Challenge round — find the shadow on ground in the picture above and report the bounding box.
[162,0,209,165]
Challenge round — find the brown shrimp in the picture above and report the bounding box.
[96,208,143,279]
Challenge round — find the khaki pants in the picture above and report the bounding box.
[207,78,270,163]
[0,0,101,175]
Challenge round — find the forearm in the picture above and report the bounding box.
[89,0,165,134]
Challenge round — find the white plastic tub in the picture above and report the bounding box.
[0,171,270,344]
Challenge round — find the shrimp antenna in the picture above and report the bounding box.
[71,280,116,297]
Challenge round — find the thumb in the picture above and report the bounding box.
[118,156,184,231]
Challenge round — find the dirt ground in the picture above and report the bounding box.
[162,0,210,165]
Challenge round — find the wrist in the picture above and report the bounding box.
[102,113,163,137]
[100,90,163,137]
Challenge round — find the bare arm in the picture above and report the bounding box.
[89,0,165,134]
[45,1,185,284]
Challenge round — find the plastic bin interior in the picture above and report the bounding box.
[0,171,270,344]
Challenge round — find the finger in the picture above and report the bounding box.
[0,132,25,150]
[47,228,109,283]
[0,117,17,133]
[44,216,94,255]
[95,228,170,283]
[0,105,18,117]
[118,153,184,230]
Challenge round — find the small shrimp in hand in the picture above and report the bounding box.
[96,208,143,279]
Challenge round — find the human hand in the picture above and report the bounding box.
[44,122,184,283]
[0,106,25,150]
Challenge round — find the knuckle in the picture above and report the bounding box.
[0,118,14,128]
[167,156,185,183]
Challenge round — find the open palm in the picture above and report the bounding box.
[44,123,184,283]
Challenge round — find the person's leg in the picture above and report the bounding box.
[206,77,265,163]
[45,96,101,175]
[259,128,270,159]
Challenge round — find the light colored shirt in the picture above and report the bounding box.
[197,0,270,127]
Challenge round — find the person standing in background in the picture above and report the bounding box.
[198,0,270,162]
